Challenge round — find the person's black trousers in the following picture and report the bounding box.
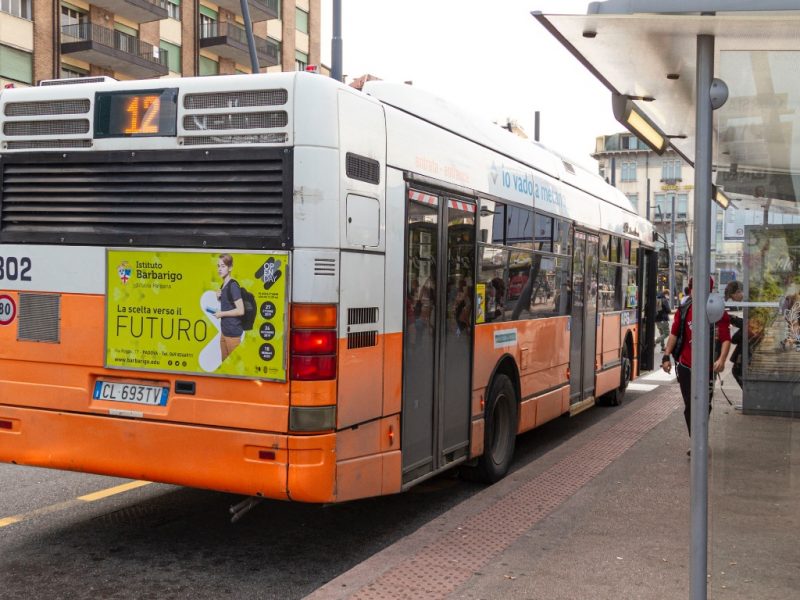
[676,363,713,435]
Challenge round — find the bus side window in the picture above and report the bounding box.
[478,246,509,323]
[479,199,505,245]
[507,205,533,248]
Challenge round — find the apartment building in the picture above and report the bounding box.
[0,0,320,87]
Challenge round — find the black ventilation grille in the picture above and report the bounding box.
[183,111,288,131]
[0,148,292,249]
[348,307,379,325]
[3,119,90,136]
[346,152,380,185]
[4,99,90,117]
[6,140,93,150]
[184,89,288,110]
[18,293,61,343]
[347,331,377,349]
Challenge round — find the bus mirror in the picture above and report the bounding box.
[658,248,670,269]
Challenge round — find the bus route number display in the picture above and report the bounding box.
[94,88,178,138]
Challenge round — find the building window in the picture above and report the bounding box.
[676,194,688,220]
[626,193,639,211]
[295,50,308,71]
[661,159,682,181]
[654,193,667,221]
[0,44,32,84]
[199,55,218,76]
[166,0,180,20]
[60,4,87,28]
[60,64,88,79]
[296,8,309,34]
[160,40,181,74]
[620,161,637,182]
[1,0,31,20]
[199,6,218,38]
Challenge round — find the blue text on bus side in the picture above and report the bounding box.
[498,166,564,209]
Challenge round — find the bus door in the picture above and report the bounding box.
[401,188,476,484]
[639,247,658,371]
[569,231,600,405]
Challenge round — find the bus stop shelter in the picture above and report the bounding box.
[533,2,800,598]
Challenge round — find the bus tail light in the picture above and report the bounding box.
[291,330,337,354]
[291,355,337,380]
[290,304,337,381]
[291,304,337,329]
[290,406,336,431]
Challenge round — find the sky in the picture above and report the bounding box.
[319,1,622,173]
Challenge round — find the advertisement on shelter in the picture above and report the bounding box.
[106,249,289,381]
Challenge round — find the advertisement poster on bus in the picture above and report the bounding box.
[105,250,289,381]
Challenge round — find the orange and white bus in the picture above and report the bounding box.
[0,73,657,503]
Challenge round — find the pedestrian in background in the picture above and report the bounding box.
[724,280,745,387]
[680,286,691,306]
[655,290,672,352]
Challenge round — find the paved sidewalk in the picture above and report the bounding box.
[307,374,799,600]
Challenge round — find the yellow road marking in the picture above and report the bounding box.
[0,480,153,528]
[77,480,151,502]
[0,515,23,528]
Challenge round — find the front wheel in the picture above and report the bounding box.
[464,373,518,483]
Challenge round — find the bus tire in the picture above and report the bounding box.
[603,341,632,407]
[464,373,518,484]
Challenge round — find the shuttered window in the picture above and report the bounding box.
[160,40,181,74]
[0,44,32,84]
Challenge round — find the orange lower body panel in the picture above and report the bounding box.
[0,404,338,502]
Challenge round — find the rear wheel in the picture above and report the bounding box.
[603,341,632,406]
[464,373,518,483]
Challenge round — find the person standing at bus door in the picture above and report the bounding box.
[661,277,731,453]
[655,290,672,352]
[215,253,245,361]
[723,280,745,388]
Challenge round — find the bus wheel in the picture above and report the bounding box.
[604,342,632,407]
[464,373,518,483]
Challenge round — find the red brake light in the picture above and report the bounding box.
[291,330,337,355]
[291,355,337,380]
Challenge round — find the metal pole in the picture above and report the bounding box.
[690,33,715,600]
[670,193,677,307]
[331,0,343,82]
[534,110,540,142]
[239,0,260,73]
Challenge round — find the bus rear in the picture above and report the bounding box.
[0,73,395,503]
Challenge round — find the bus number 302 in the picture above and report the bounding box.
[0,256,32,281]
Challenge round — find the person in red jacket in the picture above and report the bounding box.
[661,277,731,445]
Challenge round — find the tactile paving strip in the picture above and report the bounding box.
[351,386,682,599]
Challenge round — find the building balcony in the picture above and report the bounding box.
[213,0,279,22]
[61,24,168,79]
[88,0,169,24]
[200,22,280,68]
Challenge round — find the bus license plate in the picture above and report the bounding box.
[93,381,168,406]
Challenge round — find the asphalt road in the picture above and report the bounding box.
[0,387,653,600]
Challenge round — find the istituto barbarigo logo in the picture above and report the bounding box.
[117,261,132,284]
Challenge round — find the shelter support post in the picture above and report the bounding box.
[691,33,715,600]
